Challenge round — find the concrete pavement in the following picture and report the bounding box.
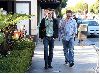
[27,39,99,73]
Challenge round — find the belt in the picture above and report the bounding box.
[46,36,53,38]
[71,34,74,36]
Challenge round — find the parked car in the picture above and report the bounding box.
[77,18,82,23]
[81,20,99,36]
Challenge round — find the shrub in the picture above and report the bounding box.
[13,38,34,50]
[0,38,35,73]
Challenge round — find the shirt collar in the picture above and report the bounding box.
[65,17,73,22]
[46,17,53,20]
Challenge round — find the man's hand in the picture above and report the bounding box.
[75,34,77,38]
[42,28,46,32]
[53,38,56,41]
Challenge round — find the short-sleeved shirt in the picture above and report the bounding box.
[59,18,77,41]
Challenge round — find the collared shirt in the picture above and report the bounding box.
[45,18,53,37]
[59,17,77,41]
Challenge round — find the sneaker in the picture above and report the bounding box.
[44,63,48,69]
[69,62,74,67]
[44,66,48,69]
[65,60,68,64]
[48,62,53,68]
[48,65,53,68]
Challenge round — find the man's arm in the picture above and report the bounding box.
[59,19,64,30]
[53,18,59,38]
[73,19,78,36]
[58,19,65,38]
[39,18,45,39]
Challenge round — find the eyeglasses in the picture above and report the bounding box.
[67,16,72,17]
[48,12,52,14]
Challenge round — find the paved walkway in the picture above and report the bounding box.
[27,39,99,73]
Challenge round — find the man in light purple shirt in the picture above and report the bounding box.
[59,10,77,67]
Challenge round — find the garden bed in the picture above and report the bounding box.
[0,38,35,73]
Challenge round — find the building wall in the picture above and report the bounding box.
[37,4,42,29]
[16,0,37,35]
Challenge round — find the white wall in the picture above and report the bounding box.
[16,0,37,35]
[30,0,37,35]
[16,3,29,35]
[39,8,42,24]
[42,9,44,19]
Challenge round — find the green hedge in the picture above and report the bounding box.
[13,38,35,50]
[0,38,35,73]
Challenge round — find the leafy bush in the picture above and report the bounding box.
[13,38,34,50]
[0,8,34,56]
[0,38,35,73]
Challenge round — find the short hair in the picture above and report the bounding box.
[66,10,72,14]
[46,8,53,11]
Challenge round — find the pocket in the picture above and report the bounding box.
[43,38,46,44]
[43,38,44,44]
[66,40,69,45]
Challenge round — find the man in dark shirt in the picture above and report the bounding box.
[39,9,58,69]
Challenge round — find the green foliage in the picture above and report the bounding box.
[89,0,99,14]
[0,39,35,73]
[66,0,99,14]
[0,13,33,29]
[55,0,68,17]
[0,8,34,29]
[61,0,68,8]
[0,48,34,73]
[0,32,5,44]
[0,8,34,56]
[0,8,35,73]
[61,8,67,15]
[67,0,88,13]
[13,38,35,50]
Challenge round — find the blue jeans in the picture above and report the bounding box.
[43,37,54,64]
[62,38,74,63]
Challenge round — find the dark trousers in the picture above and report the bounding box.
[43,36,54,67]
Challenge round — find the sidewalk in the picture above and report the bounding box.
[27,39,98,73]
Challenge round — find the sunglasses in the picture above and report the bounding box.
[48,13,52,14]
[67,16,72,17]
